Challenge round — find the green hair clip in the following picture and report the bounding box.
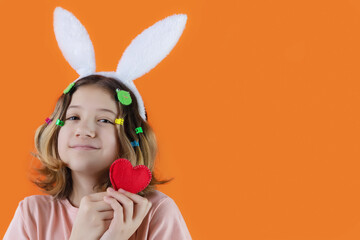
[56,119,65,126]
[116,89,132,105]
[135,127,143,134]
[63,82,75,94]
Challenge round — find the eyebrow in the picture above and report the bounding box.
[67,105,117,117]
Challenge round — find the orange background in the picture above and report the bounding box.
[1,0,360,239]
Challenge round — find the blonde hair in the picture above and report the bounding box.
[31,75,171,199]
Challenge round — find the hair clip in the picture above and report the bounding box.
[116,89,132,105]
[45,118,52,124]
[131,140,139,147]
[115,118,124,125]
[56,119,65,126]
[135,127,143,134]
[63,82,75,94]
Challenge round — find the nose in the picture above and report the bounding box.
[75,121,96,138]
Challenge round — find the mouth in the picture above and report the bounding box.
[70,145,100,150]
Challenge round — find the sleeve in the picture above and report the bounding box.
[148,198,192,240]
[3,201,30,240]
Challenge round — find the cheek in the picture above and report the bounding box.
[103,129,119,155]
[57,128,69,159]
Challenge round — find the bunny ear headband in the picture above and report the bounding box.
[53,7,187,120]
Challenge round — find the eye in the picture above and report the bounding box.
[66,116,79,121]
[99,119,114,124]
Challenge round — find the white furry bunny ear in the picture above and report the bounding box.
[53,7,96,76]
[52,7,187,121]
[116,14,187,83]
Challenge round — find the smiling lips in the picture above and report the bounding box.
[70,145,99,150]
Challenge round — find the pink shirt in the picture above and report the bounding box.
[4,190,191,240]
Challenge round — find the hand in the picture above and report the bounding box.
[69,192,114,240]
[100,187,152,240]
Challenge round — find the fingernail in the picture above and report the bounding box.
[118,188,126,193]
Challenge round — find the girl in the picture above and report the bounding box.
[4,75,191,240]
[4,6,191,240]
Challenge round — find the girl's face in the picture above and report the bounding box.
[58,84,119,176]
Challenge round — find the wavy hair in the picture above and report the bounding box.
[31,75,171,199]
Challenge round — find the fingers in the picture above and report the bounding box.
[117,189,152,217]
[92,200,114,212]
[86,191,109,201]
[80,192,113,212]
[99,210,114,221]
[103,196,124,224]
[105,188,152,221]
[119,189,152,207]
[106,188,134,222]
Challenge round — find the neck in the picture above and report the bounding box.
[68,171,105,208]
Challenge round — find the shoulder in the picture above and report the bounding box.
[22,194,54,203]
[145,190,182,218]
[146,190,176,208]
[140,191,192,239]
[21,195,55,208]
[10,195,57,232]
[19,195,58,217]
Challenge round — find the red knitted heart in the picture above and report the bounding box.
[109,158,152,194]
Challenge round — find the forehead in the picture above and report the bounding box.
[68,85,118,114]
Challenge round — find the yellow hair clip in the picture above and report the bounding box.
[115,118,124,125]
